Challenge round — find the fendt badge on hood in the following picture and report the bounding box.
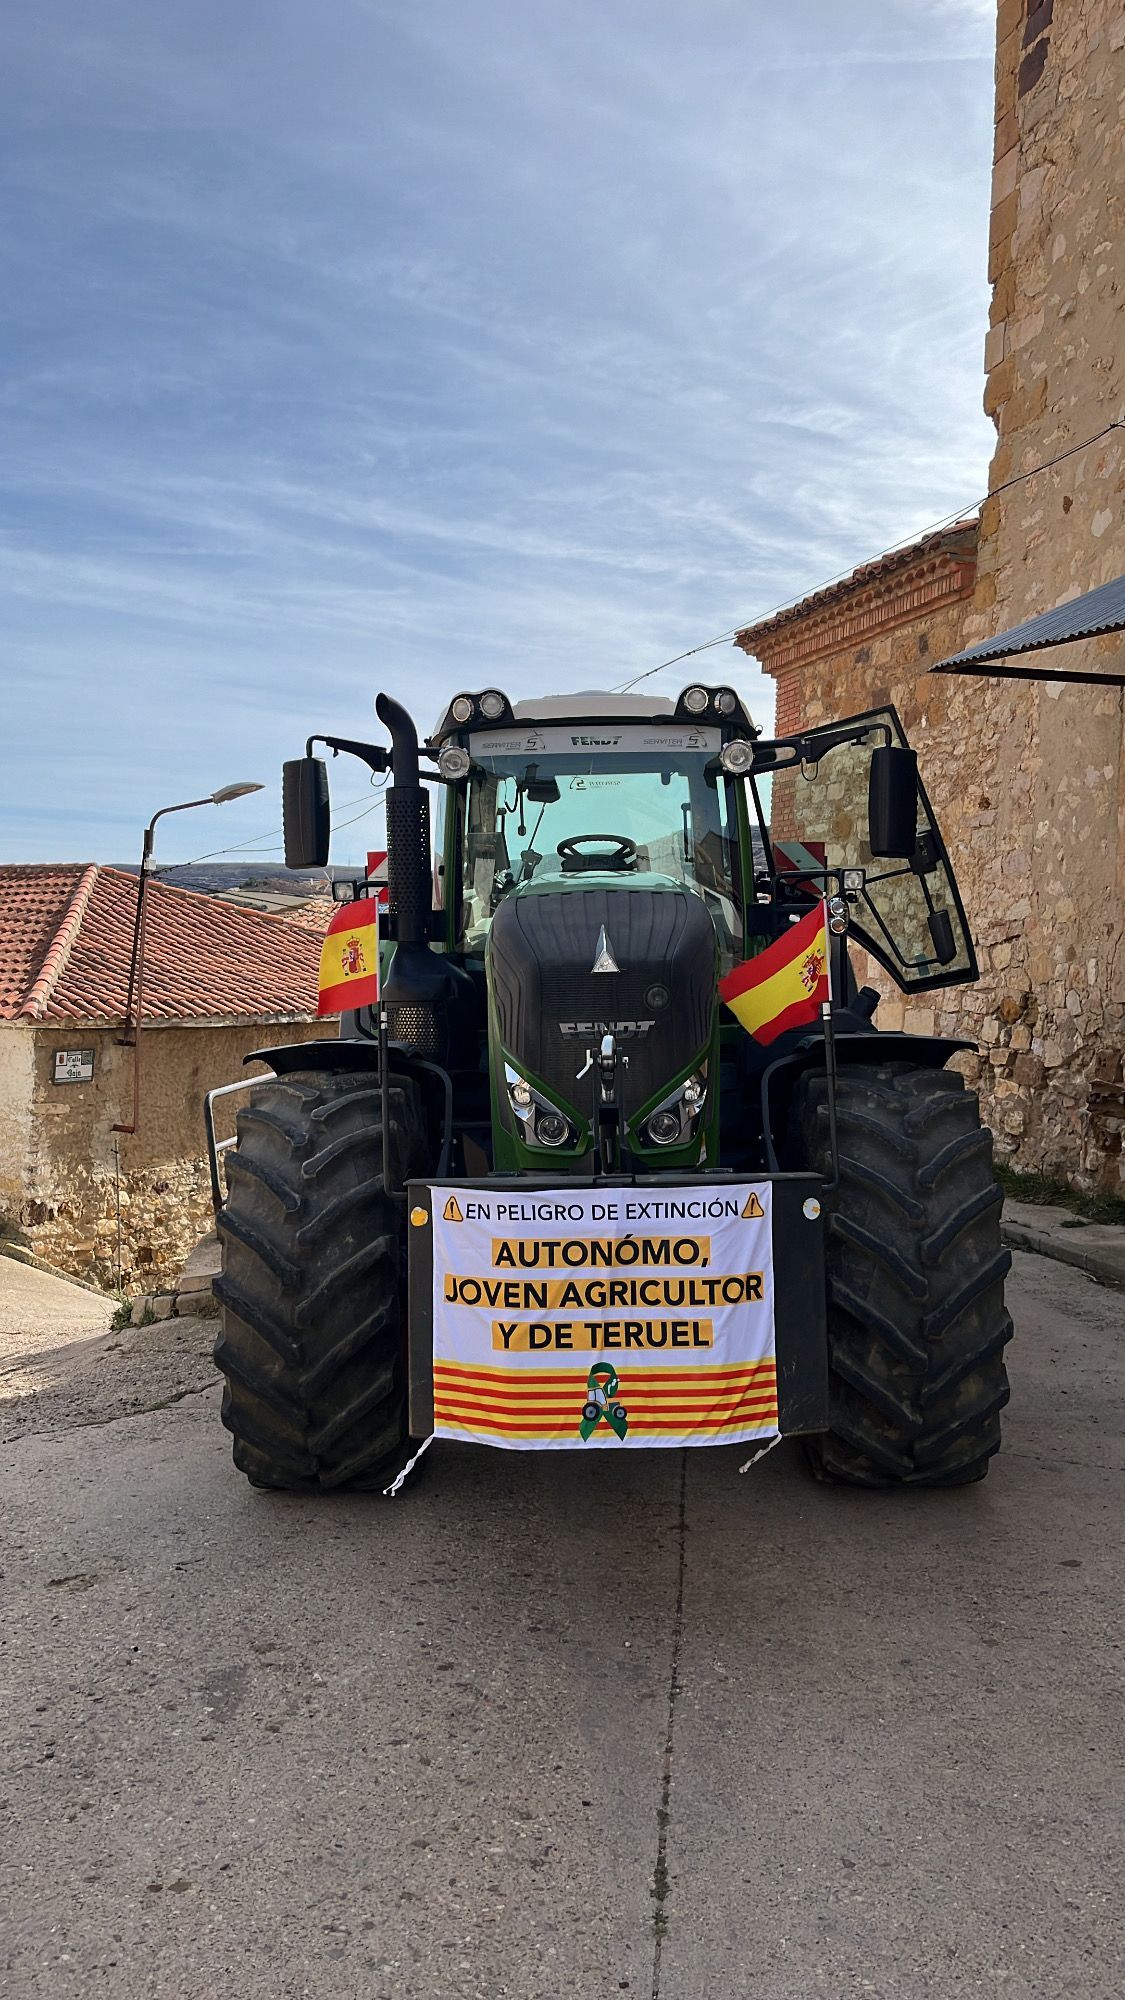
[591,926,621,974]
[558,1020,654,1039]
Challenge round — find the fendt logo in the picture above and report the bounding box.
[558,1020,655,1040]
[570,733,621,747]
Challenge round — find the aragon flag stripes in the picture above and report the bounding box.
[433,1359,778,1445]
[317,898,380,1015]
[430,1179,778,1454]
[719,899,829,1045]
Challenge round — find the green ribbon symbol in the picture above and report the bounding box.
[579,1361,628,1441]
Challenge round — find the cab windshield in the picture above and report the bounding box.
[459,723,742,963]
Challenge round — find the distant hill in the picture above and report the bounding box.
[116,860,340,898]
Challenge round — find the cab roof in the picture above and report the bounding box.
[510,691,675,721]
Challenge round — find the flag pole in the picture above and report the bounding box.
[378,996,394,1196]
[821,894,841,1191]
[373,888,393,1198]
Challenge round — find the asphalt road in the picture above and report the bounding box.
[2,1249,1122,2000]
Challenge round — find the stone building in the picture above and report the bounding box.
[736,0,1124,1191]
[0,865,335,1288]
[751,520,981,849]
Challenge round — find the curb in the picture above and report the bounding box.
[0,1240,108,1298]
[130,1283,218,1326]
[1002,1210,1125,1291]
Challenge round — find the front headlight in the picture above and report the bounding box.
[719,738,755,775]
[504,1063,577,1150]
[647,1109,682,1146]
[532,1110,570,1147]
[640,1067,708,1148]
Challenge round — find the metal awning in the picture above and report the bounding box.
[931,571,1125,685]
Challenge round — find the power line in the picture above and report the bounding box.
[138,414,1124,871]
[329,797,389,834]
[615,419,1125,694]
[154,778,388,874]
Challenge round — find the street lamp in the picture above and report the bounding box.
[113,784,264,1135]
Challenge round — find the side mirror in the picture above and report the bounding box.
[928,908,957,966]
[282,757,331,869]
[868,744,918,858]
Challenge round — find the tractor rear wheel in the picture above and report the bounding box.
[791,1061,1012,1486]
[213,1068,428,1492]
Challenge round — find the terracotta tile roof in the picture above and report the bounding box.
[279,895,339,933]
[0,865,328,1025]
[734,518,979,652]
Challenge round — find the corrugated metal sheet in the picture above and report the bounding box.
[932,573,1125,682]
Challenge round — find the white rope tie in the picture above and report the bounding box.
[383,1433,434,1497]
[738,1431,783,1476]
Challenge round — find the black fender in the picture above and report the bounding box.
[243,1038,377,1076]
[243,1039,453,1172]
[794,1031,975,1071]
[760,1032,976,1171]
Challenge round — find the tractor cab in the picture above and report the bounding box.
[407,686,975,1177]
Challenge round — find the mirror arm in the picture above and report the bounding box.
[306,733,391,776]
[752,724,884,774]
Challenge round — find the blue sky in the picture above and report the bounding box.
[1,0,997,867]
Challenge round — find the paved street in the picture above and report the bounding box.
[2,1249,1122,2000]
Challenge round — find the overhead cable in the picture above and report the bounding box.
[615,419,1125,693]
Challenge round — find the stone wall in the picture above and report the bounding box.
[736,532,1050,1167]
[960,0,1125,1189]
[7,1017,334,1290]
[0,1027,35,1231]
[737,0,1125,1192]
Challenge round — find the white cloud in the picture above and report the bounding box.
[1,0,996,861]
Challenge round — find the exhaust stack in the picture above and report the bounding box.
[376,693,431,948]
[376,691,474,1064]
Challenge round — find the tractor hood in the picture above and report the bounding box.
[486,875,718,1164]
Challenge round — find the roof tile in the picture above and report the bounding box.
[0,866,330,1025]
[734,519,979,651]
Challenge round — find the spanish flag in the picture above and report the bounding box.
[317,899,380,1015]
[719,900,829,1045]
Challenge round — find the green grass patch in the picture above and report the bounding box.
[997,1163,1125,1229]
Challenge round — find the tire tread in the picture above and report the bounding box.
[214,1068,426,1492]
[794,1061,1012,1488]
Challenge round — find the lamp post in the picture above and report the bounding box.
[113,784,264,1135]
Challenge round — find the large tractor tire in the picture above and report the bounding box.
[791,1061,1012,1487]
[213,1068,428,1492]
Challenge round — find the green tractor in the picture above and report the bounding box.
[207,683,1011,1492]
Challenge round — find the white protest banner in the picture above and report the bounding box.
[430,1183,777,1451]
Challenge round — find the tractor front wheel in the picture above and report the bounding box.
[213,1068,428,1492]
[791,1061,1012,1487]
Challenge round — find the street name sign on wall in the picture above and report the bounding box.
[430,1182,778,1451]
[53,1049,95,1085]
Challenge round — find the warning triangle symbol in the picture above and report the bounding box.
[443,1195,464,1222]
[741,1192,764,1219]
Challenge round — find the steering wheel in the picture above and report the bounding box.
[556,834,638,872]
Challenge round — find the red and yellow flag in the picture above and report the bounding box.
[719,900,829,1045]
[317,899,380,1015]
